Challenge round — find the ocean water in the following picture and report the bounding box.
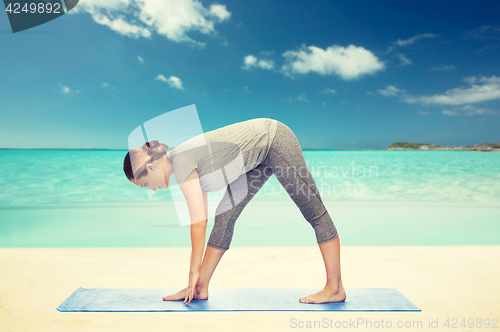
[0,150,499,206]
[1,150,499,247]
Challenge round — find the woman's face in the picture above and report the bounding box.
[132,158,171,191]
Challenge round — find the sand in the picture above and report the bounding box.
[1,245,499,332]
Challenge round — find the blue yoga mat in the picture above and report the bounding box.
[57,287,420,312]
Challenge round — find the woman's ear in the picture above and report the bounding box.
[145,162,156,172]
[147,159,163,171]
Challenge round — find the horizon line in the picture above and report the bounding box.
[0,148,387,151]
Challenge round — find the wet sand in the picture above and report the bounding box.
[1,245,499,331]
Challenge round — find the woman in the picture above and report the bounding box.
[123,118,346,304]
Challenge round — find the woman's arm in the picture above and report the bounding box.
[181,169,208,274]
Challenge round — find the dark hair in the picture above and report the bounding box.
[123,140,168,182]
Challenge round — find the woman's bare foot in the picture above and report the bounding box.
[163,285,209,301]
[299,281,346,304]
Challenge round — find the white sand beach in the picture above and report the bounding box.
[1,245,499,332]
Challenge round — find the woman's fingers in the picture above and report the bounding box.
[183,286,194,304]
[183,288,191,304]
[183,275,200,304]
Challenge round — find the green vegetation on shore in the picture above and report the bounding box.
[387,142,500,151]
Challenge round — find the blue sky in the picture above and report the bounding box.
[1,0,499,149]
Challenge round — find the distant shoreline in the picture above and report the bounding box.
[0,148,128,151]
[0,148,385,151]
[387,142,500,152]
[1,143,499,152]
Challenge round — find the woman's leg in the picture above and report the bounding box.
[263,121,345,303]
[207,162,273,251]
[164,164,273,301]
[202,163,273,281]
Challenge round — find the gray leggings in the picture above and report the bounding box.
[207,121,338,250]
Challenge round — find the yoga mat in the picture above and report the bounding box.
[57,287,421,312]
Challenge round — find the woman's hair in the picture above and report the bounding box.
[123,140,169,182]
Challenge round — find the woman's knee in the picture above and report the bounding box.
[207,241,229,251]
[309,211,338,244]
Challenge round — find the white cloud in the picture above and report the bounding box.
[387,33,439,52]
[287,93,311,102]
[377,85,406,97]
[281,44,384,80]
[103,82,116,89]
[243,86,251,93]
[259,50,275,56]
[374,77,500,117]
[209,4,231,21]
[70,0,231,47]
[137,56,144,63]
[155,74,184,90]
[404,76,500,105]
[396,53,412,66]
[396,33,439,47]
[242,55,275,70]
[462,76,477,84]
[321,88,337,94]
[60,84,79,93]
[430,64,456,71]
[85,9,151,38]
[418,110,431,115]
[442,109,457,116]
[463,25,500,40]
[442,105,498,116]
[462,105,495,114]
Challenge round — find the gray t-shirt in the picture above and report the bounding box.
[167,118,278,192]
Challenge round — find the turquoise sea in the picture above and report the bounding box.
[1,150,499,247]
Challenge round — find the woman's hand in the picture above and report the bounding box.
[183,270,201,304]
